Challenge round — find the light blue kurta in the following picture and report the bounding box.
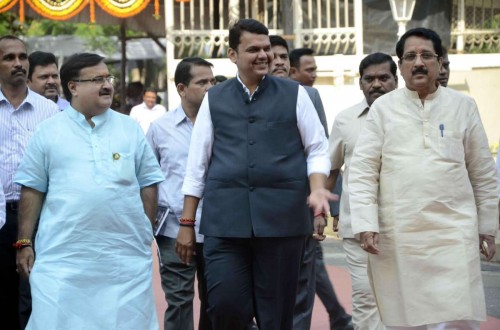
[15,106,164,330]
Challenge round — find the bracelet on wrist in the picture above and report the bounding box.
[13,239,33,250]
[314,212,325,218]
[179,223,196,227]
[179,218,196,226]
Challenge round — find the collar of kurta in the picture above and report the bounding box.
[358,98,370,118]
[403,85,441,101]
[236,73,267,100]
[66,104,110,129]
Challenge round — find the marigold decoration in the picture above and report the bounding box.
[0,0,19,13]
[26,0,87,20]
[1,0,160,24]
[95,0,152,18]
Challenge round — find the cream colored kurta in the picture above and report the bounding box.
[329,99,369,238]
[349,86,499,327]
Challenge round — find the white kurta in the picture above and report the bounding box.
[349,86,499,326]
[15,107,164,330]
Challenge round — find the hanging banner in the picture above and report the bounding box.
[25,0,88,20]
[95,0,150,18]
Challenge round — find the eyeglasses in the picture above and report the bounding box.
[401,52,439,62]
[73,76,115,85]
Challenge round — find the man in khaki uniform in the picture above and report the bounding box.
[349,27,498,329]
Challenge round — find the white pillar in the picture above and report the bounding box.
[456,0,465,53]
[354,0,364,55]
[165,0,177,110]
[293,0,303,48]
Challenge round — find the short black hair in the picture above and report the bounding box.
[228,19,269,51]
[269,35,289,52]
[28,51,58,80]
[143,87,157,95]
[215,75,227,83]
[174,57,213,86]
[359,52,397,78]
[395,27,443,60]
[289,48,314,69]
[60,53,105,102]
[0,35,26,47]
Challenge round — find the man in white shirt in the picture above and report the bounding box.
[147,57,215,330]
[129,88,166,133]
[328,52,398,330]
[177,19,334,330]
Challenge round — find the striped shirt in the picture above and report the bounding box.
[0,88,58,201]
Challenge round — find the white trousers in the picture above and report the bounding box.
[386,320,480,330]
[343,238,385,330]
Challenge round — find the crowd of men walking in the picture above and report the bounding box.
[0,17,499,330]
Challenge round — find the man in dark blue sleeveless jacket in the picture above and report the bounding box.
[177,19,334,330]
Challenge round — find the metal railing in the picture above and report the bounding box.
[165,0,362,58]
[451,0,500,53]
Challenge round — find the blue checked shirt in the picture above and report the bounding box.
[0,88,58,201]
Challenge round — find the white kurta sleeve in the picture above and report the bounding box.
[464,104,499,236]
[328,116,345,171]
[182,94,214,198]
[296,85,330,176]
[348,105,384,234]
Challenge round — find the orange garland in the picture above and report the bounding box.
[2,0,161,24]
[95,0,151,18]
[0,0,20,13]
[25,0,88,21]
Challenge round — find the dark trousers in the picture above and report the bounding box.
[0,205,21,330]
[203,236,305,330]
[293,235,351,329]
[156,236,211,330]
[315,242,351,328]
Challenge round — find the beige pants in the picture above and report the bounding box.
[343,238,385,330]
[386,320,480,330]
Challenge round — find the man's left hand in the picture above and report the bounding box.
[175,226,196,265]
[479,234,496,261]
[312,215,327,241]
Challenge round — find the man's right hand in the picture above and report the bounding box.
[360,231,380,255]
[175,226,196,265]
[16,247,34,278]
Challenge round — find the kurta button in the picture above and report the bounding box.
[249,163,255,168]
[249,187,254,191]
[249,117,255,123]
[249,140,255,145]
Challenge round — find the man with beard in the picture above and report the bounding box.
[349,28,498,329]
[0,35,58,330]
[177,19,333,330]
[28,51,69,111]
[14,52,164,329]
[328,52,398,330]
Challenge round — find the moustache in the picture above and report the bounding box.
[99,88,112,96]
[12,68,26,75]
[45,83,58,89]
[370,89,384,95]
[412,68,428,76]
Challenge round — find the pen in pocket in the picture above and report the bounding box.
[439,124,444,137]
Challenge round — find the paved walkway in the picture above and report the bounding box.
[151,243,500,330]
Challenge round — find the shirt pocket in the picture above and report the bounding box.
[111,152,137,185]
[433,127,464,163]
